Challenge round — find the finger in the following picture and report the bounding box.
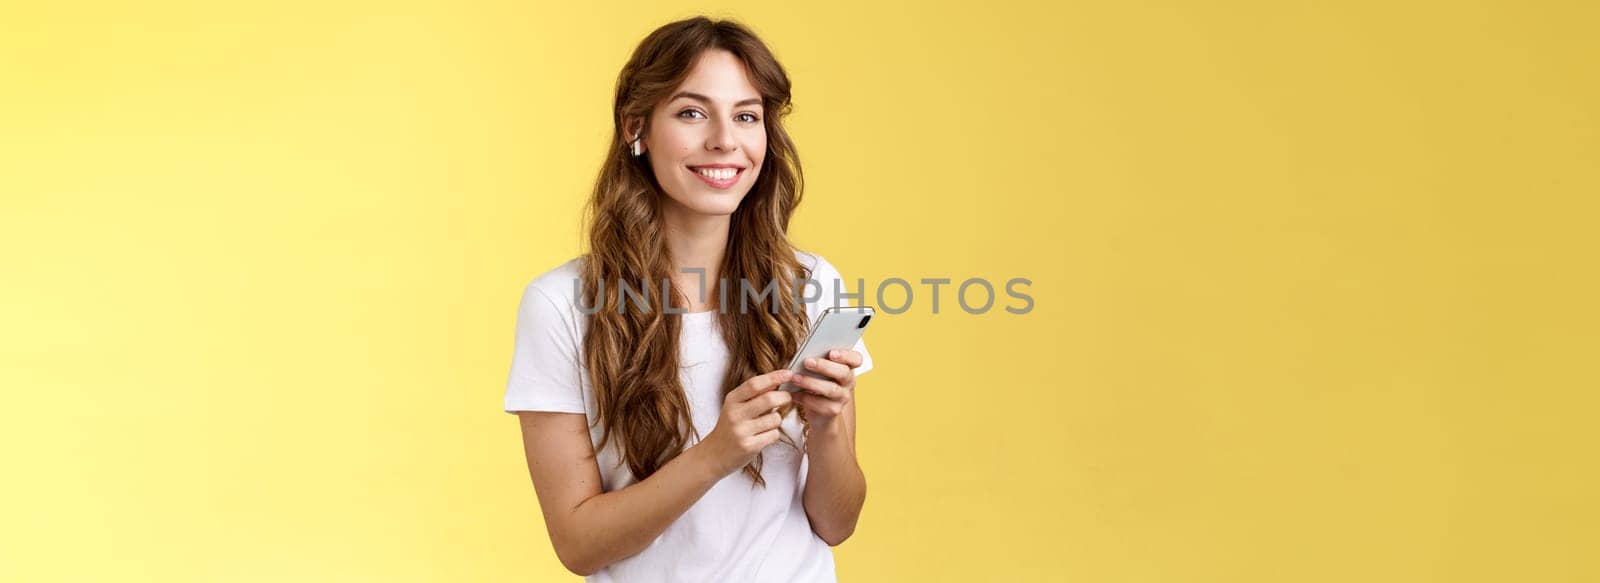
[802,356,855,385]
[734,388,791,420]
[789,373,845,401]
[793,392,841,419]
[731,369,795,403]
[753,409,784,433]
[742,389,792,418]
[753,426,784,447]
[826,349,864,369]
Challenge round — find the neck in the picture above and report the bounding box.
[661,204,730,311]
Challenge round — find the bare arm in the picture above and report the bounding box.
[516,369,797,576]
[800,395,867,545]
[517,411,723,576]
[794,351,868,546]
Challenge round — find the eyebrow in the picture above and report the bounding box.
[669,91,763,109]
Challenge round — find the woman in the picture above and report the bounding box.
[503,16,875,582]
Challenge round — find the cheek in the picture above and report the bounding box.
[657,131,694,158]
[647,117,690,153]
[749,135,768,167]
[645,133,691,177]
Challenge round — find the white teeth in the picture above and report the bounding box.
[694,167,738,181]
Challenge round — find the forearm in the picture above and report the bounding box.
[802,421,866,545]
[557,444,725,575]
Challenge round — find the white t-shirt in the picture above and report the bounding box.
[504,250,874,583]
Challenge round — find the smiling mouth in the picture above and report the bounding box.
[687,166,745,188]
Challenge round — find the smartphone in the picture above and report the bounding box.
[779,306,875,392]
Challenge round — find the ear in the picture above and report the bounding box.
[622,116,647,153]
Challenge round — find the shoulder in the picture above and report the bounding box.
[793,248,863,317]
[525,256,585,299]
[520,255,587,315]
[794,248,842,280]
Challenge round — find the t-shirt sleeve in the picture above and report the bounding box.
[848,333,875,377]
[504,282,588,414]
[809,253,876,378]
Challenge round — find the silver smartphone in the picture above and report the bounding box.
[779,306,875,392]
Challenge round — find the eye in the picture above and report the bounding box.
[677,109,707,120]
[736,112,761,123]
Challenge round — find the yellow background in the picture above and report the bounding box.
[3,1,1596,581]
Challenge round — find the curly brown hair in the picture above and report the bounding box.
[580,16,812,488]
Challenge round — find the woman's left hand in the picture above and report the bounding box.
[791,349,862,430]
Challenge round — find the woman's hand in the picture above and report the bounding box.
[699,369,796,477]
[790,349,862,431]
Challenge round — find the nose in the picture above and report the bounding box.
[705,117,737,153]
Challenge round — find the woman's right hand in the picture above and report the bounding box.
[699,369,796,477]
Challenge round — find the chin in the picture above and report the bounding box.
[663,183,751,217]
[685,197,745,216]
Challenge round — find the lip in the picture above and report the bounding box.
[686,164,746,190]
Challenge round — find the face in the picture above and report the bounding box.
[635,49,767,218]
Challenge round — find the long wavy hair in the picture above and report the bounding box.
[580,16,811,488]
